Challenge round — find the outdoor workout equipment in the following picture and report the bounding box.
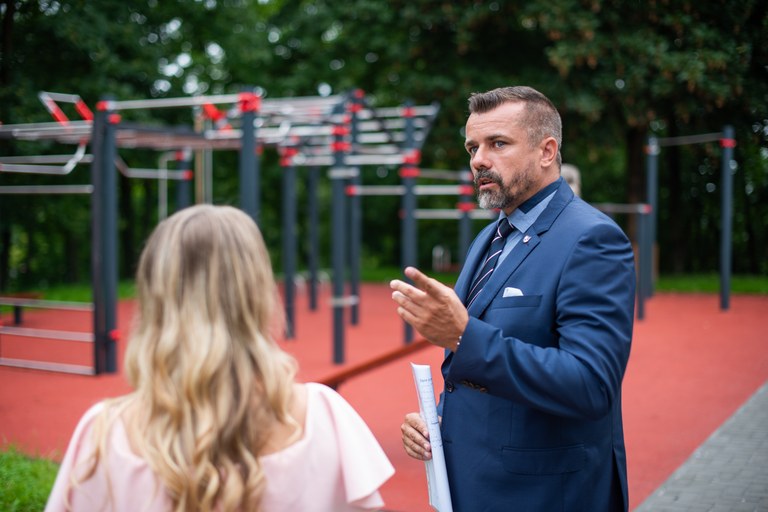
[346,169,480,267]
[346,170,653,321]
[0,185,96,375]
[0,88,440,372]
[644,126,735,310]
[274,92,440,355]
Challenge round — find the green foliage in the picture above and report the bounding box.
[1,0,766,291]
[0,446,58,512]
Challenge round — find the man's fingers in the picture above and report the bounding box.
[404,266,444,296]
[389,278,408,292]
[390,279,423,299]
[392,291,424,318]
[403,266,430,289]
[395,306,418,328]
[401,415,432,460]
[391,289,407,304]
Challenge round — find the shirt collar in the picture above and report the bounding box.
[519,177,562,213]
[498,177,562,232]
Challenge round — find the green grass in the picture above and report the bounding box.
[1,272,766,304]
[361,267,768,294]
[14,280,137,302]
[0,446,58,512]
[0,280,136,314]
[656,274,768,294]
[360,265,461,285]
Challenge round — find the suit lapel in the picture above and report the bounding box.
[455,221,497,303]
[466,181,574,318]
[466,233,540,316]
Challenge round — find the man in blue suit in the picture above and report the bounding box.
[391,86,635,511]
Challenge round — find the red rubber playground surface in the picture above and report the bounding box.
[1,284,766,511]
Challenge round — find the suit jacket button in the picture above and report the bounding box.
[446,381,455,393]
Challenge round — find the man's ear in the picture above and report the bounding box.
[539,137,558,168]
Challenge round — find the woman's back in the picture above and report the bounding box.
[45,383,393,511]
[44,206,393,511]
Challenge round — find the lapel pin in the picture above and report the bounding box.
[523,235,531,244]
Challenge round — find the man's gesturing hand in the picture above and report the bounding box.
[390,266,468,351]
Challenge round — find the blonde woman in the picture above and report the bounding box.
[45,205,394,512]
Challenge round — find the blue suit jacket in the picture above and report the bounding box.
[440,180,635,511]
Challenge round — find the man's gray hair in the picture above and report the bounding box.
[468,86,562,167]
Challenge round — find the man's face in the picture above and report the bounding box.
[464,102,543,215]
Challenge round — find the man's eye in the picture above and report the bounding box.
[493,141,506,148]
[467,147,477,155]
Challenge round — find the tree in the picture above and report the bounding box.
[522,0,768,273]
[0,0,285,288]
[1,0,766,292]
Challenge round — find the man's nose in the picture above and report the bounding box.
[471,146,491,171]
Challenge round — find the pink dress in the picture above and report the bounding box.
[45,383,394,511]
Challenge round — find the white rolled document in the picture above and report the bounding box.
[410,363,453,512]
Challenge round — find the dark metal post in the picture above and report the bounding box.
[281,144,298,338]
[330,102,350,363]
[238,89,260,222]
[175,148,192,211]
[92,96,119,374]
[637,205,652,320]
[719,125,735,311]
[307,166,320,311]
[90,101,106,374]
[644,136,659,299]
[400,101,418,344]
[348,90,363,325]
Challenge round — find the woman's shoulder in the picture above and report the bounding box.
[304,381,339,399]
[303,382,361,415]
[302,382,382,446]
[66,395,146,466]
[68,399,120,442]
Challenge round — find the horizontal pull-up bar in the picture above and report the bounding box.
[0,357,95,375]
[359,104,440,119]
[0,163,76,175]
[0,326,94,343]
[414,208,495,220]
[98,93,346,112]
[0,142,90,175]
[296,154,407,167]
[0,154,93,164]
[0,185,93,194]
[346,184,474,196]
[644,125,735,312]
[0,297,94,310]
[593,203,652,215]
[655,132,723,147]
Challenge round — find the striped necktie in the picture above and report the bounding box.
[465,219,514,308]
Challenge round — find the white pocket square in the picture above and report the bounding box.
[503,287,524,297]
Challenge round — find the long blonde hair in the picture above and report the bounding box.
[87,205,297,511]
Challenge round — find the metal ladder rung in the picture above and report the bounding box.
[0,326,94,342]
[0,357,95,375]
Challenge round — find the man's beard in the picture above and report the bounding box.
[475,169,516,211]
[474,163,537,211]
